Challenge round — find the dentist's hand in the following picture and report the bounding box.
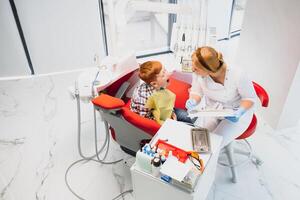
[225,107,247,123]
[185,99,197,111]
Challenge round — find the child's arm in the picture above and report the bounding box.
[171,111,177,120]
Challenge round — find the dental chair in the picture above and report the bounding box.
[219,82,269,183]
[91,69,191,156]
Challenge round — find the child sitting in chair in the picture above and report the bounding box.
[130,61,194,124]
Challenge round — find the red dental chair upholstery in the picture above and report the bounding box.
[219,82,269,183]
[91,70,191,155]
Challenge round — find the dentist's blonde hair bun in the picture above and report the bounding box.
[193,46,224,73]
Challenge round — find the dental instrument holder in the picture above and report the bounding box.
[170,24,199,73]
[73,68,100,103]
[155,139,189,163]
[169,0,216,73]
[181,58,193,73]
[136,143,158,174]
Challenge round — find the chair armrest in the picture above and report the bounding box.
[92,94,125,110]
[121,107,161,136]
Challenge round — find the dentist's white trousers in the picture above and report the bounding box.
[195,109,253,148]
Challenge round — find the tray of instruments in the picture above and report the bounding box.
[191,127,211,153]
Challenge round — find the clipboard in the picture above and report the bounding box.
[188,108,235,118]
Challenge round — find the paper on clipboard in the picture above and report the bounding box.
[188,108,235,118]
[188,96,235,118]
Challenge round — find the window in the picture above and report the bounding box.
[230,0,248,36]
[100,0,175,57]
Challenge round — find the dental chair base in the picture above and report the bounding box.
[95,107,154,154]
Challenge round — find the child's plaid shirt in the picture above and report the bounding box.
[130,82,155,119]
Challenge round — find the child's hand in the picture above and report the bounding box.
[171,112,177,120]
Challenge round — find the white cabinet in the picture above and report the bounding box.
[130,119,222,200]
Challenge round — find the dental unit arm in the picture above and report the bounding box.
[68,54,140,162]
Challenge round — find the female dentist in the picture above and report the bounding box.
[186,46,257,148]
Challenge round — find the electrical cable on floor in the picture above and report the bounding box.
[65,158,133,200]
[65,159,87,200]
[65,83,130,200]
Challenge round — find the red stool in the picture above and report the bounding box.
[218,82,269,183]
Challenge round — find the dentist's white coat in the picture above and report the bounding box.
[190,67,257,147]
